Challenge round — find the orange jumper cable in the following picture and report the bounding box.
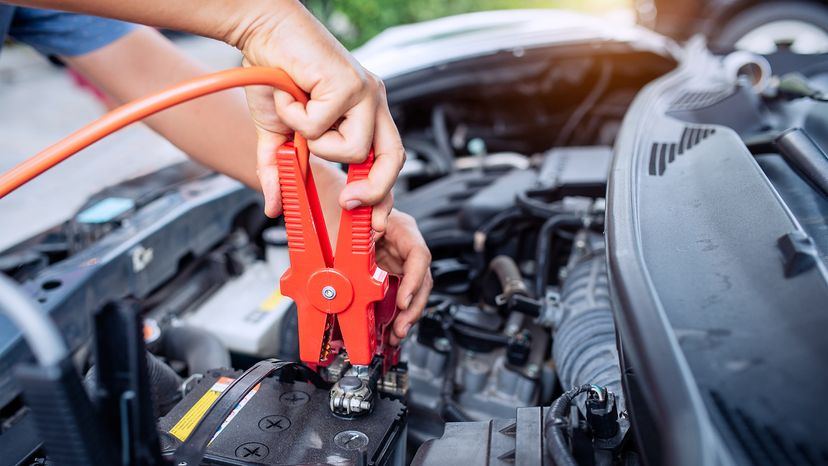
[0,67,310,198]
[0,66,401,374]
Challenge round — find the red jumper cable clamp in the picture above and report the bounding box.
[0,65,404,415]
[276,141,400,375]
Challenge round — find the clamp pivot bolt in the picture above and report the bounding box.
[322,286,337,300]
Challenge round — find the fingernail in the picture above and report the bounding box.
[401,323,412,336]
[404,294,413,309]
[344,200,361,210]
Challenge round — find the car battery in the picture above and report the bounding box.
[158,369,406,465]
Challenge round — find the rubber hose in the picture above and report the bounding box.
[475,209,526,256]
[554,60,612,147]
[489,255,532,300]
[144,352,184,416]
[534,215,582,297]
[431,105,455,167]
[544,384,592,466]
[439,319,473,422]
[404,136,453,174]
[516,191,564,219]
[453,322,511,346]
[162,325,231,375]
[85,351,182,416]
[553,245,624,413]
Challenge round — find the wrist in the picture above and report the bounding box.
[221,0,300,51]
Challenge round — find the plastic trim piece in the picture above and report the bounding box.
[605,40,734,466]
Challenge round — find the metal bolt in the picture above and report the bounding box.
[526,364,539,377]
[338,376,363,390]
[322,286,337,300]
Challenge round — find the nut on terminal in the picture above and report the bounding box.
[329,375,374,417]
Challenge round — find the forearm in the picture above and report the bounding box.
[63,28,259,188]
[66,27,349,228]
[6,0,294,49]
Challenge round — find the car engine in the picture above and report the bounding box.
[1,10,827,466]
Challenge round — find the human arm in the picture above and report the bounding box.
[62,27,260,189]
[8,0,405,225]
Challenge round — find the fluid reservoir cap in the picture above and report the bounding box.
[467,138,487,156]
[143,318,162,346]
[723,50,771,94]
[338,376,363,391]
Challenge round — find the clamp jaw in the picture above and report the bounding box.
[276,142,400,373]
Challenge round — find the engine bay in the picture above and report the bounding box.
[1,12,827,466]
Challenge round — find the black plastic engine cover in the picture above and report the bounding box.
[607,45,828,466]
[411,407,550,466]
[158,370,406,465]
[396,147,611,253]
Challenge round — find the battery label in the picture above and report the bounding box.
[169,376,259,442]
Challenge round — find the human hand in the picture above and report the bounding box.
[235,0,404,230]
[374,210,433,346]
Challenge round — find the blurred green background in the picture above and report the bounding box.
[304,0,633,49]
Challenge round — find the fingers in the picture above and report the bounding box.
[243,60,294,217]
[254,127,289,217]
[386,211,432,345]
[270,71,401,211]
[291,68,365,140]
[250,55,401,211]
[273,69,373,161]
[390,270,432,346]
[239,8,404,213]
[371,192,394,236]
[395,228,431,312]
[339,96,405,208]
[305,90,375,163]
[242,58,292,135]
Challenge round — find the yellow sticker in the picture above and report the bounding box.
[168,377,261,443]
[258,289,284,312]
[169,377,232,442]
